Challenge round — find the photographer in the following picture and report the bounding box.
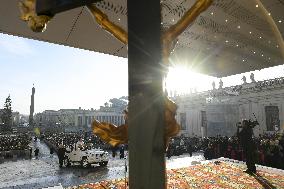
[237,119,259,174]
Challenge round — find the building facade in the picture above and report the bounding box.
[175,77,284,137]
[34,97,128,131]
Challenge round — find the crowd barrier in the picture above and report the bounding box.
[0,149,31,163]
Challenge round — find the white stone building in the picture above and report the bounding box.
[75,108,125,128]
[34,97,127,130]
[175,77,284,137]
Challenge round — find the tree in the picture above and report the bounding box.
[1,95,12,131]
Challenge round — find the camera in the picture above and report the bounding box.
[247,120,259,128]
[237,120,259,128]
[236,122,242,128]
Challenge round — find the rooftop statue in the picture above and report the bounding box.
[250,73,256,83]
[242,75,247,84]
[219,79,223,89]
[212,81,216,90]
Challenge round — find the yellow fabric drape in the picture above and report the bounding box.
[92,121,128,147]
[92,97,180,149]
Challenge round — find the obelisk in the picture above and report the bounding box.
[29,84,35,127]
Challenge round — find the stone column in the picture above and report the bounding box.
[128,0,165,188]
[280,102,284,132]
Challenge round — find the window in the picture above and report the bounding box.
[78,116,82,126]
[201,111,207,128]
[265,106,280,131]
[180,113,186,130]
[88,116,91,124]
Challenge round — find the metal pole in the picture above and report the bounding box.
[128,0,165,188]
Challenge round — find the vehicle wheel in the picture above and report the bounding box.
[65,158,71,167]
[99,161,108,166]
[80,157,89,168]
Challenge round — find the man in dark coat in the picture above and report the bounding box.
[187,143,193,157]
[237,120,258,174]
[50,147,54,155]
[34,148,39,159]
[29,147,32,159]
[57,145,68,168]
[119,145,125,159]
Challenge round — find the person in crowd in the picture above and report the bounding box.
[166,148,172,159]
[76,138,85,150]
[50,146,54,155]
[29,147,32,159]
[57,144,68,168]
[166,140,174,159]
[237,120,258,174]
[34,148,39,159]
[120,145,125,159]
[204,143,214,160]
[112,147,117,158]
[187,142,193,157]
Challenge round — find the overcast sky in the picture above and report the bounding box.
[0,33,284,114]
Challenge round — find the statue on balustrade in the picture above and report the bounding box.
[250,73,256,83]
[242,75,247,84]
[219,79,223,89]
[212,81,216,90]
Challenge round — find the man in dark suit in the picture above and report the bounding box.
[120,145,125,159]
[58,145,68,168]
[237,120,258,174]
[34,148,39,159]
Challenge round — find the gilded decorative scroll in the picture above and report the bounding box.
[87,4,128,45]
[19,0,52,32]
[162,0,213,64]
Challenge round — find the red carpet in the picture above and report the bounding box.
[66,161,284,189]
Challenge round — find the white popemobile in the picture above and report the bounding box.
[64,144,109,168]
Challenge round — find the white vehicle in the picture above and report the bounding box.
[65,148,109,168]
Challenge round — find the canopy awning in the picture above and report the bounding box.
[0,0,283,77]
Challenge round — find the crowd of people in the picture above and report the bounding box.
[0,134,31,151]
[42,132,110,152]
[167,131,284,170]
[1,129,283,170]
[167,136,200,158]
[203,133,284,169]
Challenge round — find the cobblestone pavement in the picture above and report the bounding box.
[0,140,204,189]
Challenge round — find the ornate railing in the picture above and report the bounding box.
[172,76,284,103]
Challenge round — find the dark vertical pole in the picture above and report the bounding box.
[29,86,35,128]
[128,0,165,189]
